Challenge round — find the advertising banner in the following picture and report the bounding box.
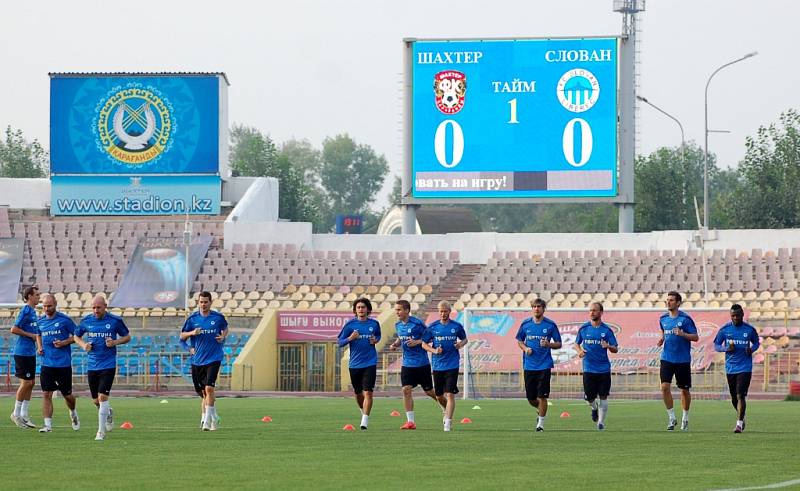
[110,235,212,308]
[0,238,24,303]
[277,312,377,341]
[414,310,733,373]
[411,37,618,199]
[51,175,220,216]
[50,75,220,174]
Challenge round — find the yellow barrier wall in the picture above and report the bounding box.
[231,309,278,390]
[339,309,397,390]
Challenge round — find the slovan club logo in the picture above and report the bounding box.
[556,68,600,113]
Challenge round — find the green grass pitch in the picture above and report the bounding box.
[1,396,798,490]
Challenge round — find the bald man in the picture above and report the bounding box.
[74,295,131,441]
[35,294,80,432]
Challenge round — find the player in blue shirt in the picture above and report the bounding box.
[180,291,229,431]
[575,302,619,430]
[713,304,760,433]
[389,299,443,430]
[337,297,381,429]
[74,295,131,441]
[657,291,699,431]
[422,301,467,432]
[35,294,80,433]
[9,285,39,429]
[515,298,562,432]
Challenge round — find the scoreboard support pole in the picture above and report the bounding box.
[402,38,417,235]
[616,28,637,233]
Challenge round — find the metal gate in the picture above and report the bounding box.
[278,344,303,391]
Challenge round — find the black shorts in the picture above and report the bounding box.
[433,369,460,396]
[87,368,116,399]
[660,360,692,389]
[727,372,752,398]
[583,372,612,400]
[400,365,433,391]
[349,366,377,394]
[40,366,73,396]
[14,355,36,380]
[191,361,222,395]
[524,369,552,400]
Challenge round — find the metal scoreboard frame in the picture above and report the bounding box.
[402,36,634,208]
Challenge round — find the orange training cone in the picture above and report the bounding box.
[342,424,355,431]
[560,411,570,418]
[261,416,272,422]
[120,421,134,429]
[460,417,472,424]
[390,410,401,417]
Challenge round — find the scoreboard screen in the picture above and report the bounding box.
[410,37,618,200]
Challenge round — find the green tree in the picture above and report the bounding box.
[0,126,48,178]
[388,175,402,207]
[319,134,389,231]
[280,138,322,185]
[229,125,320,224]
[718,109,800,228]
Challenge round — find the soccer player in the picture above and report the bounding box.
[337,297,381,430]
[389,300,442,430]
[74,295,131,441]
[515,298,562,432]
[180,291,228,431]
[575,302,619,431]
[35,293,80,432]
[422,301,467,432]
[657,291,698,431]
[713,304,760,433]
[9,285,39,429]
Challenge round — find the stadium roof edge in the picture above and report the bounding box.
[48,71,231,85]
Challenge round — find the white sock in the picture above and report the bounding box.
[70,409,78,418]
[212,406,218,419]
[598,400,609,424]
[98,401,110,433]
[444,418,452,431]
[44,417,53,428]
[682,410,689,422]
[589,399,598,410]
[360,414,369,427]
[21,400,30,418]
[205,405,214,423]
[406,411,415,423]
[537,416,545,428]
[737,419,744,426]
[14,400,22,417]
[667,408,676,421]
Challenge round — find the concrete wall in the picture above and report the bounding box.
[0,178,50,209]
[231,309,278,390]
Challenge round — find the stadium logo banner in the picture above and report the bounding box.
[420,310,732,373]
[50,75,219,174]
[110,235,213,308]
[411,37,618,199]
[278,312,378,341]
[0,239,24,304]
[51,175,220,216]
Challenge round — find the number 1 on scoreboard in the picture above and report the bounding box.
[507,98,519,124]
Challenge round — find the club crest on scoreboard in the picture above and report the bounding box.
[433,70,466,114]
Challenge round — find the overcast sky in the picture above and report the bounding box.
[1,1,796,208]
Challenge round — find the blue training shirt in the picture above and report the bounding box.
[659,310,698,364]
[13,304,38,356]
[181,310,229,366]
[713,321,760,374]
[37,312,76,368]
[575,322,618,373]
[396,316,431,368]
[515,316,562,370]
[338,318,381,369]
[75,312,130,371]
[427,319,467,372]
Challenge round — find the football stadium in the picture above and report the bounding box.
[1,2,799,490]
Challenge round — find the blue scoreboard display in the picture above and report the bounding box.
[410,37,619,200]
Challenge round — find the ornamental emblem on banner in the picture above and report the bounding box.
[94,84,174,166]
[434,70,466,114]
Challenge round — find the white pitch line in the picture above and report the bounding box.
[710,478,800,491]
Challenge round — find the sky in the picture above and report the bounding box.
[1,0,796,209]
